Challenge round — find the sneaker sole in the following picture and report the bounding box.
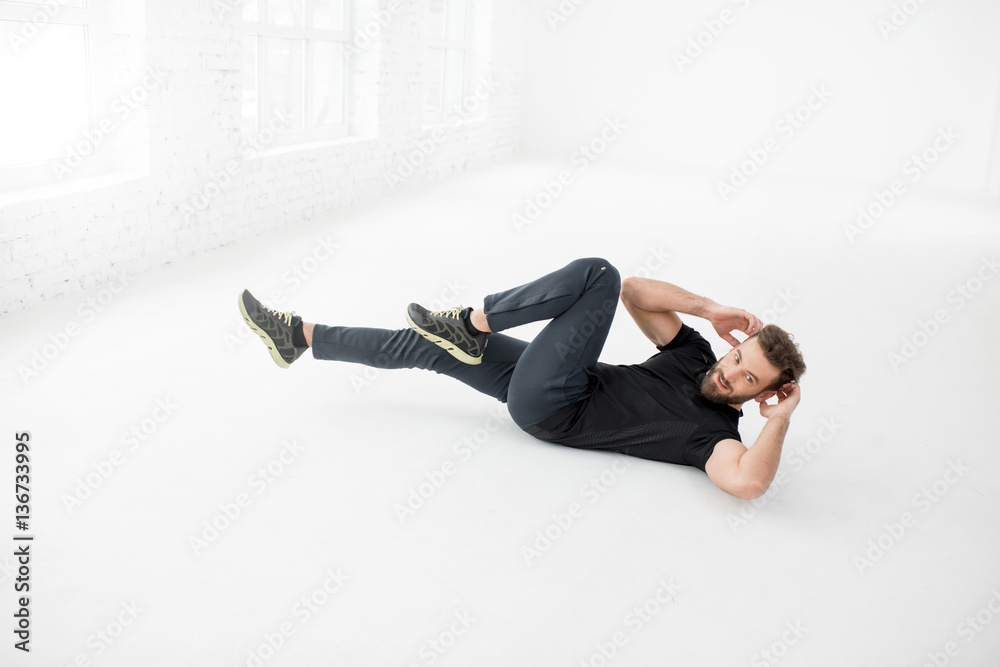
[238,291,292,369]
[405,311,483,365]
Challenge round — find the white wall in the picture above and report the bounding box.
[0,0,527,315]
[522,0,1000,199]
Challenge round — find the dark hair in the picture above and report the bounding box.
[748,324,806,391]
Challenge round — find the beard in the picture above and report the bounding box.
[700,360,758,405]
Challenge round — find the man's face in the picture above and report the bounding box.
[700,338,782,405]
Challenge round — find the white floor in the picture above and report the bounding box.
[3,158,999,666]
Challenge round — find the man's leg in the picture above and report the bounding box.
[306,324,529,403]
[483,257,620,428]
[242,255,620,416]
[239,288,526,401]
[407,257,620,429]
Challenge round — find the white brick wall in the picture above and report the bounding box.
[0,0,526,315]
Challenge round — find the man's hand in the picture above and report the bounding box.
[757,382,800,419]
[708,304,763,347]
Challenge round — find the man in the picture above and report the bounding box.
[238,257,805,499]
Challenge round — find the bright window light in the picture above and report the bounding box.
[424,0,469,125]
[241,0,348,145]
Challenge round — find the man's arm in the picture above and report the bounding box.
[620,277,762,347]
[705,383,800,499]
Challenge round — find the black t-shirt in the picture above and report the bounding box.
[523,324,742,471]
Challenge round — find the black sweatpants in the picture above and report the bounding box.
[310,257,621,430]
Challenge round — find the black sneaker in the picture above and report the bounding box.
[405,304,488,365]
[238,289,308,368]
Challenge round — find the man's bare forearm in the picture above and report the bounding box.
[621,277,718,319]
[738,414,790,493]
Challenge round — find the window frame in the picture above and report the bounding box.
[240,0,351,148]
[0,1,109,191]
[423,0,472,126]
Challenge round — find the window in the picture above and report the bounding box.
[241,0,349,146]
[0,1,94,190]
[0,0,149,193]
[423,0,469,125]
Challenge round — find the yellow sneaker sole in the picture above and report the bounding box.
[238,291,292,369]
[405,311,483,365]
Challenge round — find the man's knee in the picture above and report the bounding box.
[591,259,621,298]
[572,257,620,290]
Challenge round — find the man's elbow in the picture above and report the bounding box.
[734,478,769,500]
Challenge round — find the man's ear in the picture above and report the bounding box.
[754,390,776,404]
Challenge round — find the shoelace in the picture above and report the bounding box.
[262,304,296,326]
[429,306,464,320]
